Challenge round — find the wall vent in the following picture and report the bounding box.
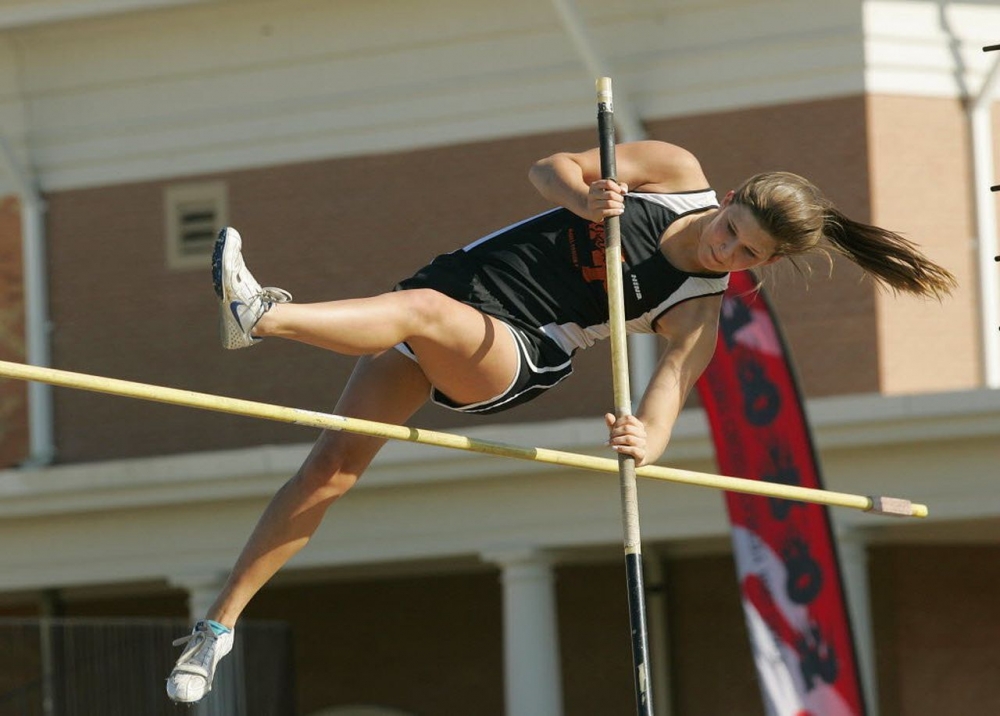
[165,181,228,270]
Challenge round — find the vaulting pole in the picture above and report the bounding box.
[596,76,654,716]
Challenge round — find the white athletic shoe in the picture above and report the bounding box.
[166,620,235,703]
[213,227,292,349]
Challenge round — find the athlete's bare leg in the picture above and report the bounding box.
[205,283,523,626]
[204,349,431,627]
[254,288,520,406]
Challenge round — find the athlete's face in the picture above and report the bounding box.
[698,192,780,273]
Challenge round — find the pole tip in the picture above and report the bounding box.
[596,77,613,104]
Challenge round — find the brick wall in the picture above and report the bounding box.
[43,96,886,462]
[871,544,1000,715]
[0,195,27,468]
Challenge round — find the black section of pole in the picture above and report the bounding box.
[625,552,652,711]
[596,76,654,716]
[598,110,618,182]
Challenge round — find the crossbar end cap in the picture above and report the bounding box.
[866,495,926,518]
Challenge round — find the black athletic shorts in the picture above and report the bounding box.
[393,250,574,415]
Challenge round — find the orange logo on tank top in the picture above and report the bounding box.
[575,221,624,289]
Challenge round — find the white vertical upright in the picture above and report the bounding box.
[170,571,228,622]
[170,572,244,716]
[970,48,1000,387]
[838,529,879,716]
[643,551,672,716]
[0,134,54,465]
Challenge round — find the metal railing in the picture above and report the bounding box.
[0,618,294,716]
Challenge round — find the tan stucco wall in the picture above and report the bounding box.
[867,95,983,394]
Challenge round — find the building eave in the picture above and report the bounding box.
[0,0,217,32]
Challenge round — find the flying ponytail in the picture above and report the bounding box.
[732,172,956,299]
[822,208,956,298]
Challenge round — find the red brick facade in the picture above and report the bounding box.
[42,96,883,463]
[0,195,27,468]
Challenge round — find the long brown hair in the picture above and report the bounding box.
[732,172,956,298]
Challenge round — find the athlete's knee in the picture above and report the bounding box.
[399,288,458,334]
[292,433,380,499]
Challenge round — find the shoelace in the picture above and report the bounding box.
[172,628,215,668]
[259,287,293,305]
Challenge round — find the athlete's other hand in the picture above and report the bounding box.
[605,412,647,465]
[587,180,628,223]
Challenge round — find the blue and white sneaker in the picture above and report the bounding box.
[166,620,234,703]
[212,227,292,349]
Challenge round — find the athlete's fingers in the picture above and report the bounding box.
[613,444,647,462]
[595,182,626,203]
[605,413,647,443]
[588,180,627,218]
[604,413,648,463]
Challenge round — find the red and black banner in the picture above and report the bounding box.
[695,271,867,716]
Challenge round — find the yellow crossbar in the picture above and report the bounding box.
[0,360,927,517]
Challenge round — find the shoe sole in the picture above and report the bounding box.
[213,228,254,350]
[211,228,239,301]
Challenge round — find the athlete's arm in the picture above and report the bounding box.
[529,140,709,223]
[607,294,722,466]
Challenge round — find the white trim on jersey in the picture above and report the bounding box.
[461,209,559,252]
[540,273,729,354]
[628,188,719,213]
[462,189,717,253]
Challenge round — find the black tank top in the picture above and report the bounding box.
[459,189,729,355]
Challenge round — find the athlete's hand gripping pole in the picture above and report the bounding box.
[597,76,654,716]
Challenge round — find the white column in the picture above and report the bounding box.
[169,572,229,623]
[643,550,672,716]
[483,547,564,716]
[837,530,879,716]
[168,572,243,716]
